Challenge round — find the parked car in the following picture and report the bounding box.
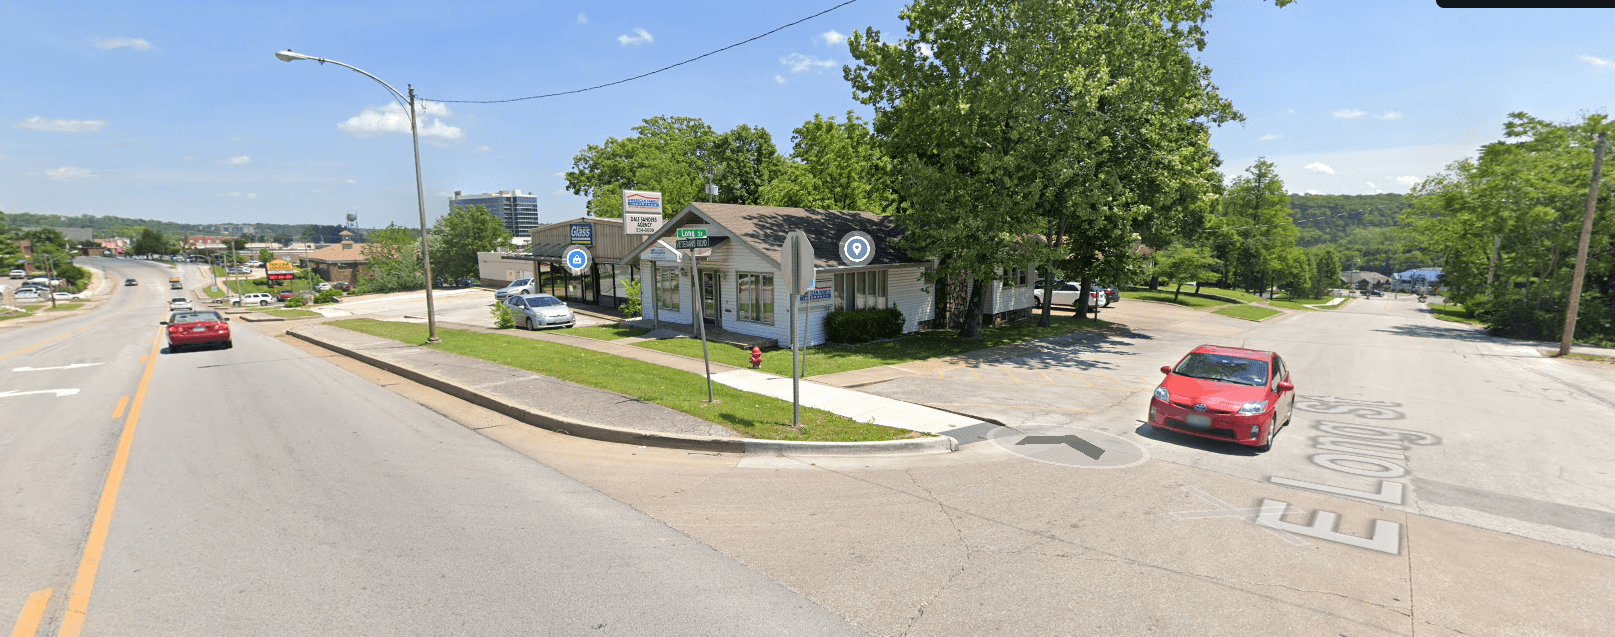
[246,260,264,267]
[1147,344,1295,452]
[52,292,79,301]
[228,267,252,275]
[1099,285,1119,305]
[494,278,535,301]
[238,292,275,306]
[503,294,575,330]
[169,297,194,311]
[27,277,49,286]
[14,289,40,300]
[457,278,476,288]
[8,269,25,279]
[276,290,299,301]
[162,310,232,352]
[315,282,332,292]
[125,278,139,286]
[330,281,353,292]
[1031,280,1105,309]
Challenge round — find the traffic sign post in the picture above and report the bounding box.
[780,230,814,427]
[684,239,715,403]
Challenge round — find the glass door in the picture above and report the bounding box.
[701,269,721,328]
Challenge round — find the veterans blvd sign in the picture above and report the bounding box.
[265,259,296,281]
[675,237,711,250]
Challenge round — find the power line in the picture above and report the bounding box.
[425,0,863,104]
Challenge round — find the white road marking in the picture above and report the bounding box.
[0,388,81,398]
[12,363,105,372]
[1170,486,1310,546]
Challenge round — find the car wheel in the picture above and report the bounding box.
[524,317,534,331]
[260,300,269,306]
[170,344,183,354]
[1256,417,1276,452]
[223,341,233,350]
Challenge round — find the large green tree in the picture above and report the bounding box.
[432,205,513,280]
[1151,245,1222,301]
[359,223,425,293]
[131,227,169,256]
[565,116,784,218]
[1209,158,1299,297]
[759,111,893,213]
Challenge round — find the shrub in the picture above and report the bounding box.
[284,296,308,308]
[622,279,643,318]
[824,307,906,344]
[491,301,516,329]
[314,290,342,304]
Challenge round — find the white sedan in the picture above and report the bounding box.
[1032,281,1107,309]
[502,294,576,330]
[169,297,194,311]
[52,291,80,301]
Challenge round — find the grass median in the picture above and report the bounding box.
[566,325,645,341]
[635,315,1109,378]
[1120,289,1235,309]
[327,318,916,442]
[1429,303,1483,325]
[1213,305,1282,321]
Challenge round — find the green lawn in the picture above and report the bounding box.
[203,285,226,299]
[264,308,321,318]
[328,319,916,442]
[1120,289,1235,309]
[1263,300,1315,312]
[1213,305,1283,321]
[1186,286,1264,304]
[0,308,34,322]
[635,315,1109,378]
[1429,303,1484,325]
[46,302,85,312]
[565,325,648,341]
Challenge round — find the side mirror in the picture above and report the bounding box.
[1277,381,1294,393]
[1160,365,1172,375]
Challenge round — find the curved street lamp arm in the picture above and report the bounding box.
[275,51,409,112]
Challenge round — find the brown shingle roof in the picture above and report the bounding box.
[303,242,369,264]
[685,202,919,268]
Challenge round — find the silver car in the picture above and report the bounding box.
[494,277,534,301]
[503,294,575,330]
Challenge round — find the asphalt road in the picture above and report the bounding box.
[1,257,866,636]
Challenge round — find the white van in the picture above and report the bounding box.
[8,270,25,279]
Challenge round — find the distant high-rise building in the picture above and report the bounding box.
[449,190,540,236]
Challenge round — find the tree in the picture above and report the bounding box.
[432,204,512,280]
[259,248,276,263]
[1151,245,1222,301]
[1211,159,1299,297]
[359,223,425,293]
[708,124,787,206]
[1308,245,1342,297]
[847,0,1240,335]
[566,116,785,218]
[759,112,893,213]
[132,227,169,256]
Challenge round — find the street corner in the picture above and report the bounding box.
[989,424,1149,469]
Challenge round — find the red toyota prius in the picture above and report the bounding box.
[163,310,233,353]
[1148,345,1294,451]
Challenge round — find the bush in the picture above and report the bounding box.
[313,290,341,304]
[284,296,308,308]
[622,279,642,318]
[824,307,906,344]
[491,302,516,329]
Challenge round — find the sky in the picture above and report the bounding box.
[2,1,1613,230]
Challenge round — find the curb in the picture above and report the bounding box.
[288,327,958,457]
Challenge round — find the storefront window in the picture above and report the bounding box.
[737,272,774,324]
[657,266,681,311]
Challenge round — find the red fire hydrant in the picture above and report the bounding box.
[750,345,763,369]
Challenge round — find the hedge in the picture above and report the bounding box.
[824,307,905,344]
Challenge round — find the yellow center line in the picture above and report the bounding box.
[110,396,129,419]
[56,331,162,637]
[8,588,52,637]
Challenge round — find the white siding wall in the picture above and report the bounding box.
[642,261,694,326]
[988,264,1037,314]
[722,245,791,345]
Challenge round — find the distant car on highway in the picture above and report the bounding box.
[503,294,575,330]
[125,278,139,286]
[495,278,535,301]
[163,310,232,352]
[169,297,194,311]
[1148,344,1295,452]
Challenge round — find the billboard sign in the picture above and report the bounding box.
[622,190,663,218]
[265,259,297,281]
[569,223,594,246]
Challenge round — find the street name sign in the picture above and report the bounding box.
[676,228,709,239]
[675,237,711,250]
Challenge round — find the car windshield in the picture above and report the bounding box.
[524,296,563,307]
[1173,353,1269,387]
[510,279,531,287]
[170,311,223,325]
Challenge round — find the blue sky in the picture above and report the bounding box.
[2,1,1612,230]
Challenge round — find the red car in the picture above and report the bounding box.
[1148,345,1294,451]
[277,290,298,301]
[164,310,233,353]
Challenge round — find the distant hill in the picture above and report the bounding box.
[1287,193,1429,275]
[0,210,369,243]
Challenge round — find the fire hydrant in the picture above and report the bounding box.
[749,345,763,369]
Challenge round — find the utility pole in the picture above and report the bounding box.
[1560,132,1606,357]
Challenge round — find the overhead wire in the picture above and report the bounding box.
[424,0,863,104]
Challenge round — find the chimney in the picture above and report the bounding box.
[340,230,354,250]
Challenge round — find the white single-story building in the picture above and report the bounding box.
[621,203,1038,347]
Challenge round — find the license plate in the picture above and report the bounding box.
[1186,414,1212,427]
[191,326,208,332]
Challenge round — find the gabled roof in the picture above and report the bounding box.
[302,242,369,263]
[623,202,920,269]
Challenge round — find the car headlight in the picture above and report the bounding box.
[1237,401,1268,416]
[1153,386,1170,402]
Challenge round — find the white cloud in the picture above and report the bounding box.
[1258,134,1281,141]
[47,166,94,180]
[220,192,242,198]
[1365,181,1378,189]
[16,117,107,133]
[1304,162,1336,174]
[224,156,251,165]
[818,30,846,45]
[552,189,568,195]
[781,53,835,73]
[552,171,566,178]
[617,28,653,46]
[1379,111,1403,120]
[917,43,933,58]
[346,179,356,184]
[337,102,463,140]
[475,145,492,153]
[1581,54,1610,67]
[93,37,152,51]
[1394,175,1420,186]
[775,75,786,84]
[1332,109,1365,119]
[1287,108,1296,114]
[576,13,588,24]
[1304,189,1321,195]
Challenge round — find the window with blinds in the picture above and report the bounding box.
[833,270,888,311]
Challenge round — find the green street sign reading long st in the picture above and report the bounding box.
[676,228,708,239]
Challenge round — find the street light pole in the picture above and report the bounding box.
[275,49,440,343]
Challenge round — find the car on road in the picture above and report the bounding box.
[1147,344,1295,452]
[8,269,25,279]
[495,278,535,301]
[239,292,274,306]
[1031,280,1106,309]
[169,297,194,311]
[503,294,576,330]
[162,310,232,352]
[52,292,79,301]
[125,278,139,286]
[14,289,40,300]
[315,282,332,292]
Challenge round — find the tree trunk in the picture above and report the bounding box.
[1037,268,1055,328]
[1174,282,1183,302]
[1075,275,1092,319]
[1149,275,1159,291]
[1486,234,1500,302]
[1194,281,1202,295]
[960,278,987,339]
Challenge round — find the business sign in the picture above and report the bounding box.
[676,228,708,239]
[569,223,594,246]
[625,213,663,236]
[839,231,875,267]
[622,190,663,218]
[644,243,682,262]
[798,286,833,303]
[265,259,297,281]
[563,246,592,275]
